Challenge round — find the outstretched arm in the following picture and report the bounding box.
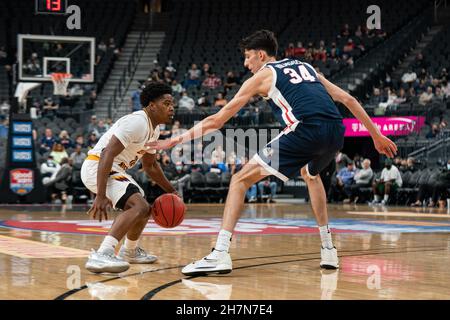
[318,74,397,158]
[146,69,272,150]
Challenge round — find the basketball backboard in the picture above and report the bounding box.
[18,34,95,83]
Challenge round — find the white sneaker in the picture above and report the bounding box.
[381,199,387,206]
[118,246,157,264]
[85,249,130,274]
[320,247,339,269]
[182,249,232,276]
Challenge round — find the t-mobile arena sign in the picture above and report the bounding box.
[343,116,425,137]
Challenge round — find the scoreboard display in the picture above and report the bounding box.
[35,0,67,15]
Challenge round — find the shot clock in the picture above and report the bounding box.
[35,0,67,15]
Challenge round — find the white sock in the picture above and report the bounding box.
[318,225,333,249]
[374,195,381,202]
[124,237,139,250]
[383,194,389,202]
[98,235,119,254]
[214,229,232,252]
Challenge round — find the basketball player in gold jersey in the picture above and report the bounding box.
[81,82,178,273]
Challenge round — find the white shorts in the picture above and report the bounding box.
[81,159,145,209]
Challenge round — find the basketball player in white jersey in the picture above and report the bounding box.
[147,30,397,275]
[81,82,178,273]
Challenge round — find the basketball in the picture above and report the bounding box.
[152,193,186,228]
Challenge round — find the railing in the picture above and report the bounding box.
[409,130,450,164]
[107,13,153,120]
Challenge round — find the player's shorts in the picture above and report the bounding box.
[253,119,345,181]
[80,155,145,210]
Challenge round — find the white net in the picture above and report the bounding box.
[51,73,72,95]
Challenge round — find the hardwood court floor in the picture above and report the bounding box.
[0,203,449,300]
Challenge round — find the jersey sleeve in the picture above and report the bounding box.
[113,115,147,149]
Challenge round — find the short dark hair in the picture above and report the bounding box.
[239,30,278,57]
[140,81,172,108]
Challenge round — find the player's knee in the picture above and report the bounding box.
[230,173,251,190]
[135,200,151,219]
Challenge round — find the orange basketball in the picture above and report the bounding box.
[152,193,186,228]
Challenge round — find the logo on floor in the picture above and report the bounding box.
[1,218,450,236]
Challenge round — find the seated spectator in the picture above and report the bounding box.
[335,151,351,171]
[40,128,56,154]
[258,177,278,203]
[50,143,69,164]
[201,63,212,77]
[345,159,373,203]
[442,80,450,98]
[401,69,417,85]
[184,63,201,89]
[130,88,142,112]
[74,135,86,148]
[58,130,73,150]
[419,86,434,106]
[87,132,98,149]
[87,115,98,135]
[171,79,183,94]
[0,115,8,139]
[214,92,228,107]
[369,88,384,106]
[378,88,398,110]
[40,154,60,180]
[343,39,355,53]
[371,159,403,205]
[211,146,225,165]
[433,86,445,102]
[43,157,73,204]
[178,91,195,111]
[285,43,296,58]
[224,71,239,91]
[340,23,351,37]
[197,92,211,107]
[96,120,108,138]
[85,90,97,110]
[406,157,417,172]
[202,72,222,90]
[431,160,450,208]
[426,124,440,139]
[327,42,340,60]
[246,184,258,203]
[335,161,356,201]
[70,145,87,168]
[42,97,59,118]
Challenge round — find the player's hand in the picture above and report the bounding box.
[145,136,182,151]
[373,134,397,158]
[87,195,112,222]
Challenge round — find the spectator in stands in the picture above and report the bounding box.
[285,43,296,58]
[70,144,86,168]
[433,86,445,102]
[343,39,355,53]
[354,25,363,38]
[426,123,440,139]
[185,63,201,89]
[40,154,60,180]
[399,159,408,172]
[58,130,73,150]
[178,91,195,111]
[407,87,417,100]
[201,63,212,77]
[224,71,239,92]
[165,60,176,74]
[171,79,183,94]
[87,132,98,149]
[85,90,97,110]
[353,153,362,169]
[340,23,351,38]
[0,115,7,139]
[336,151,351,171]
[345,158,373,203]
[371,158,403,205]
[75,135,86,148]
[40,128,56,154]
[246,183,258,203]
[393,88,408,106]
[369,88,384,106]
[258,177,278,203]
[87,115,98,135]
[431,160,450,208]
[419,86,434,106]
[214,92,228,107]
[202,72,222,90]
[378,88,398,110]
[407,159,419,173]
[50,143,69,164]
[335,161,356,202]
[98,41,107,53]
[130,87,142,112]
[294,42,306,57]
[197,92,211,107]
[43,157,73,204]
[42,97,59,118]
[0,99,10,115]
[412,53,428,72]
[401,69,417,86]
[211,145,225,165]
[443,80,450,98]
[327,42,340,60]
[96,120,108,138]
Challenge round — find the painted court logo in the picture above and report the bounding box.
[1,218,449,236]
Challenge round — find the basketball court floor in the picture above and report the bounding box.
[0,202,449,300]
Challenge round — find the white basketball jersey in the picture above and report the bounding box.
[88,110,160,172]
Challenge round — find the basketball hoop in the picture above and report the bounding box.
[51,73,72,95]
